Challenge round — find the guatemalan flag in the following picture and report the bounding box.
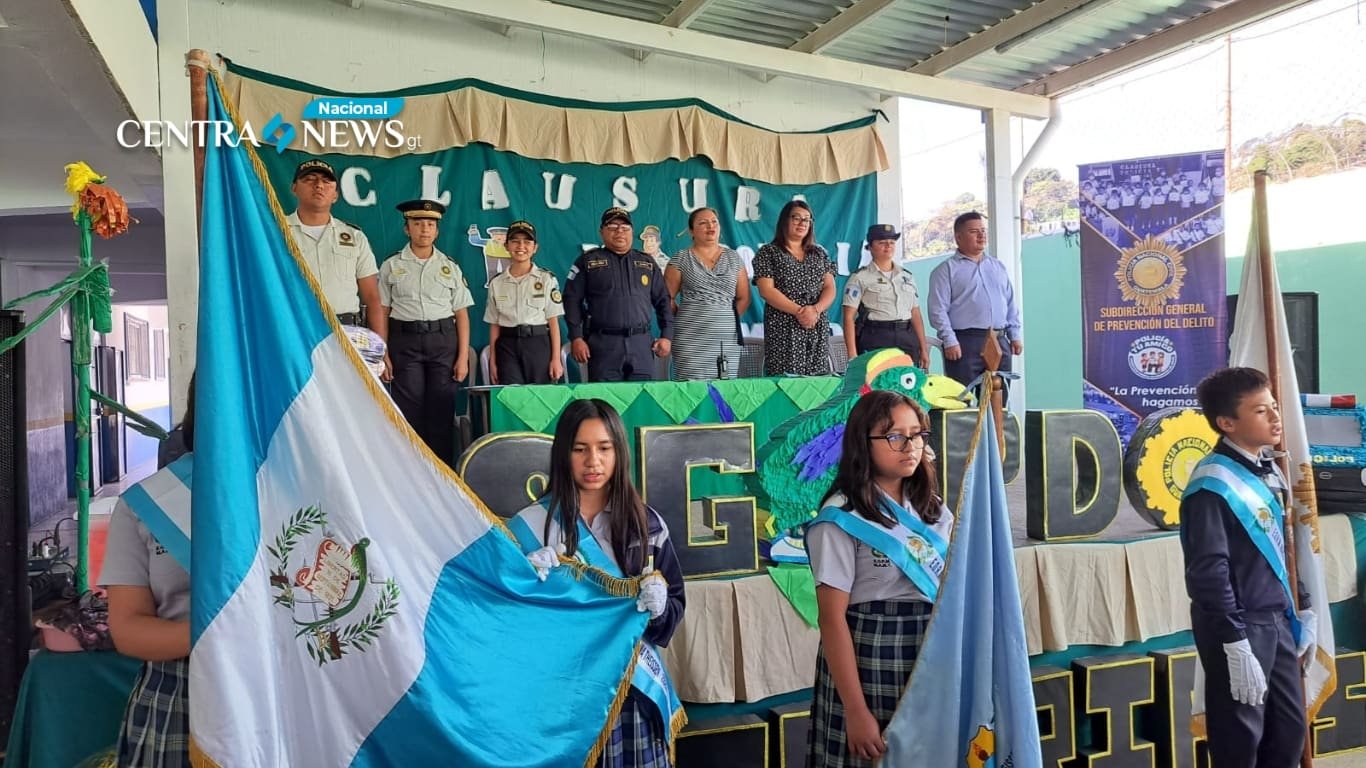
[189,73,648,767]
[1228,189,1336,721]
[880,382,1041,767]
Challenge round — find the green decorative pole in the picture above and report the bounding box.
[0,163,160,594]
[72,209,95,591]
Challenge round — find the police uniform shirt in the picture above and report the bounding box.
[563,247,673,340]
[483,265,565,327]
[842,263,920,321]
[285,212,378,315]
[378,245,474,322]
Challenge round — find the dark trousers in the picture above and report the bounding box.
[1194,612,1306,767]
[389,324,459,465]
[587,331,655,382]
[856,322,922,364]
[943,328,1012,386]
[494,333,552,385]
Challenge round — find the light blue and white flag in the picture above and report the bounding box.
[880,383,1041,767]
[189,73,648,768]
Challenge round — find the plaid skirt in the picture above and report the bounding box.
[117,658,191,768]
[600,689,672,768]
[807,600,932,768]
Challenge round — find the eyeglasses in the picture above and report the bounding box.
[604,223,632,232]
[789,216,813,224]
[869,431,932,453]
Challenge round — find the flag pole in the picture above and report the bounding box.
[1253,169,1313,768]
[186,49,212,230]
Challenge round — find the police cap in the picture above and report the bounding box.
[294,159,336,182]
[507,220,537,241]
[866,223,900,242]
[600,207,633,227]
[397,199,445,220]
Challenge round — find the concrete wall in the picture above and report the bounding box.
[0,262,72,524]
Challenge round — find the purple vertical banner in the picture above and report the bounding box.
[1079,150,1228,445]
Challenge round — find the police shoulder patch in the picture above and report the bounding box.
[551,289,563,304]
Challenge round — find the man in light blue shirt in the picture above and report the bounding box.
[927,212,1023,392]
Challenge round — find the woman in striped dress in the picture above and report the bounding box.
[665,207,751,380]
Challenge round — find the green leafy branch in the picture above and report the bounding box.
[267,505,327,607]
[338,579,400,653]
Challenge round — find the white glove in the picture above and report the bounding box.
[1223,639,1268,706]
[1296,609,1318,660]
[636,571,668,619]
[527,545,561,581]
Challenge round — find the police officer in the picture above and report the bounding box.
[378,199,473,464]
[284,159,382,330]
[841,224,930,369]
[564,207,673,382]
[483,220,565,385]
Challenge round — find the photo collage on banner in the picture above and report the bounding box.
[1078,150,1228,444]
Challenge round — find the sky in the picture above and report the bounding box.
[899,0,1366,221]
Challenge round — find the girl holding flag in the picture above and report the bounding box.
[807,390,953,767]
[509,398,686,767]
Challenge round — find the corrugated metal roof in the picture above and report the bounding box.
[546,0,1261,94]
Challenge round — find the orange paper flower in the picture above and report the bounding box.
[79,184,136,239]
[64,161,135,238]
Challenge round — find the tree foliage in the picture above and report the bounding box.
[1229,119,1366,190]
[902,169,1079,259]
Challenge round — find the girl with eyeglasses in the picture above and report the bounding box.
[753,199,836,376]
[805,390,953,767]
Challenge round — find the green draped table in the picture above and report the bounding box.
[3,650,140,768]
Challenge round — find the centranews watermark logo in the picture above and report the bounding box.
[117,97,422,152]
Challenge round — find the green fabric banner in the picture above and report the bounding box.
[235,71,879,350]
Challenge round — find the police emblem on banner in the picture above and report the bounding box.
[1127,334,1177,380]
[1114,235,1186,309]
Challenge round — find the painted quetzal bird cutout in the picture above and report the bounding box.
[755,348,932,537]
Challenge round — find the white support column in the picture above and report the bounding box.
[874,99,903,273]
[984,108,1025,415]
[158,0,198,421]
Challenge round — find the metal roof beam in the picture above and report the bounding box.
[1016,0,1314,97]
[661,0,717,28]
[395,0,1051,118]
[789,0,897,55]
[909,0,1101,77]
[640,0,720,61]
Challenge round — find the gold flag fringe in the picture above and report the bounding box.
[584,640,644,768]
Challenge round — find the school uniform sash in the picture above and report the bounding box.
[808,494,948,603]
[1184,453,1301,641]
[507,504,683,744]
[120,454,194,573]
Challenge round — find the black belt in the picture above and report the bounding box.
[392,318,454,334]
[862,319,913,330]
[336,312,360,325]
[500,324,549,338]
[592,324,651,337]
